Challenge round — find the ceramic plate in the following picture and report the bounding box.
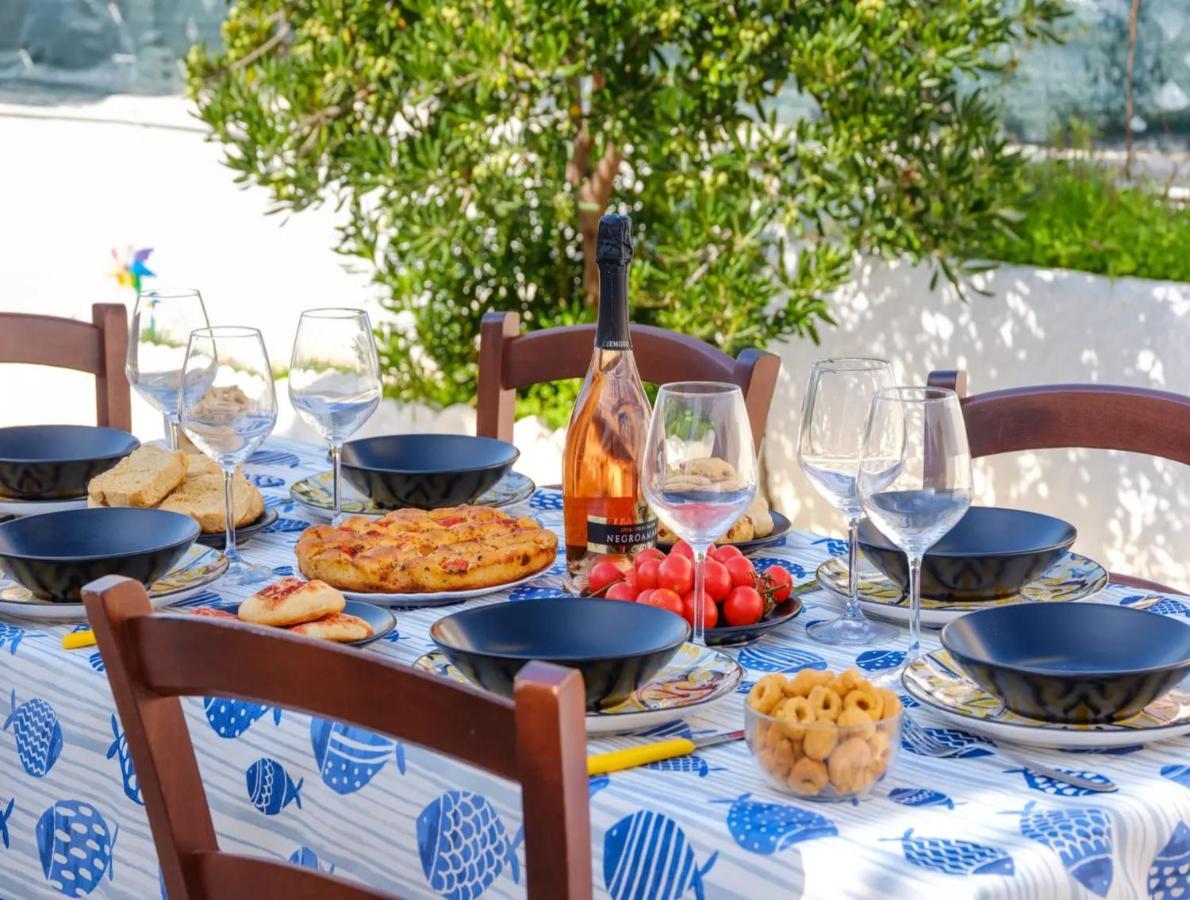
[658,511,792,556]
[341,562,554,608]
[706,594,806,646]
[816,551,1108,626]
[0,545,228,620]
[902,651,1190,749]
[0,496,89,518]
[196,507,279,547]
[415,641,743,735]
[291,470,537,519]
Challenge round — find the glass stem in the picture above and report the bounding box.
[844,516,863,621]
[691,544,709,646]
[223,467,239,563]
[907,554,923,662]
[163,413,179,451]
[330,440,343,525]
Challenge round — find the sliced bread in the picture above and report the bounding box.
[159,462,265,532]
[88,445,188,508]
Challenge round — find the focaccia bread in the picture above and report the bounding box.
[88,445,188,508]
[159,457,265,532]
[287,612,373,642]
[238,577,346,627]
[295,505,557,594]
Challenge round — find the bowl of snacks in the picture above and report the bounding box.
[744,668,903,801]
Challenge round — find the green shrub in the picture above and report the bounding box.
[188,1,1064,424]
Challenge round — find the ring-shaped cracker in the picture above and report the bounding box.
[808,684,843,722]
[748,674,787,714]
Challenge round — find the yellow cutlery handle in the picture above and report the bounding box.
[587,738,696,776]
[62,630,96,650]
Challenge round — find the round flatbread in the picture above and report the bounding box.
[238,577,346,627]
[287,612,373,643]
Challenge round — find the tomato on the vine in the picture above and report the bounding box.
[635,589,655,604]
[724,555,756,588]
[641,587,684,617]
[671,540,695,560]
[711,544,744,563]
[765,565,794,603]
[605,582,638,601]
[588,561,624,592]
[657,553,695,595]
[635,558,660,591]
[723,586,764,626]
[703,557,732,601]
[635,547,666,565]
[681,591,719,629]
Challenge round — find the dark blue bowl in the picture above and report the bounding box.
[941,603,1190,723]
[0,425,139,500]
[430,597,691,710]
[341,434,519,510]
[859,506,1077,602]
[0,508,199,601]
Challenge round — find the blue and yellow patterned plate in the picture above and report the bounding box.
[817,551,1108,626]
[290,470,537,519]
[903,650,1190,749]
[0,544,228,621]
[414,641,743,735]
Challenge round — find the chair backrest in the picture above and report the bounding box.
[0,303,132,430]
[477,311,782,451]
[82,576,592,900]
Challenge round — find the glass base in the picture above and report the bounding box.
[222,558,276,586]
[806,612,897,646]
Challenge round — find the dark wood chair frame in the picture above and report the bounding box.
[478,311,782,452]
[928,368,1190,593]
[83,576,593,900]
[0,303,132,430]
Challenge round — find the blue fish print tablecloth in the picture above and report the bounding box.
[1,437,1188,899]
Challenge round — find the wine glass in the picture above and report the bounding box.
[179,326,278,585]
[288,308,382,524]
[858,386,973,664]
[797,358,897,645]
[126,287,210,449]
[643,382,758,645]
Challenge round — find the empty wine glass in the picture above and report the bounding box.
[289,308,382,524]
[179,326,278,585]
[643,382,758,645]
[126,287,210,449]
[797,358,897,645]
[858,386,973,664]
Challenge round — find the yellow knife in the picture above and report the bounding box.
[587,729,745,776]
[62,630,96,650]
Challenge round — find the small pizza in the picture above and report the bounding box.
[190,607,237,620]
[287,612,373,643]
[295,504,557,594]
[238,577,346,627]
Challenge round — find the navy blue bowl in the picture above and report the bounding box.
[859,506,1077,602]
[941,603,1190,723]
[0,425,139,500]
[0,508,199,601]
[430,597,691,710]
[341,434,519,510]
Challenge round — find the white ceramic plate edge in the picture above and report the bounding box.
[342,563,556,607]
[0,497,89,516]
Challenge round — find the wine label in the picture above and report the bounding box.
[586,513,657,554]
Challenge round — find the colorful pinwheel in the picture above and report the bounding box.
[110,246,155,292]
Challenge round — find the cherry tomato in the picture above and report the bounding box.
[723,586,764,626]
[635,589,654,604]
[635,558,660,591]
[671,540,695,560]
[634,547,666,565]
[703,557,732,601]
[588,560,624,592]
[765,565,794,603]
[621,568,638,591]
[712,544,744,563]
[657,553,695,595]
[725,555,756,588]
[641,587,684,617]
[605,582,638,601]
[681,590,719,629]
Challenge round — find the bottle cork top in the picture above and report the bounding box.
[596,214,633,265]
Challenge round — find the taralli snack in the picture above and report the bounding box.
[745,666,903,800]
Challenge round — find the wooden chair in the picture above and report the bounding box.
[478,311,782,451]
[928,367,1190,593]
[0,303,132,430]
[82,576,592,900]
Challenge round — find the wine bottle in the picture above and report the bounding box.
[562,213,657,587]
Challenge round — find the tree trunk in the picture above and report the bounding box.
[577,141,622,306]
[1124,0,1141,179]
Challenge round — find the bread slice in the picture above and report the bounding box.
[288,611,372,642]
[88,445,188,508]
[159,460,265,532]
[238,577,346,627]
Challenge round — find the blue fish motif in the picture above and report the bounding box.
[245,758,303,815]
[248,449,300,468]
[1016,801,1113,897]
[750,557,805,578]
[1007,766,1114,797]
[736,679,756,695]
[510,585,568,601]
[899,692,920,708]
[1149,822,1190,900]
[418,790,522,900]
[380,628,402,643]
[856,649,906,671]
[203,697,282,739]
[289,846,335,874]
[1,797,12,849]
[890,829,1014,876]
[248,473,287,488]
[889,788,955,810]
[717,793,837,855]
[263,494,288,509]
[311,717,406,795]
[738,645,828,674]
[36,800,118,896]
[265,517,311,534]
[801,619,826,631]
[901,716,991,758]
[0,622,44,654]
[272,565,295,577]
[604,810,717,900]
[1161,765,1190,789]
[812,537,848,557]
[589,776,610,798]
[645,755,723,777]
[5,689,64,777]
[106,715,140,806]
[87,651,106,672]
[1120,594,1190,617]
[639,721,701,741]
[529,492,563,511]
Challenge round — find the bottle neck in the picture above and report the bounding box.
[594,263,630,351]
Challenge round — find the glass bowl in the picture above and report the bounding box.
[744,693,903,802]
